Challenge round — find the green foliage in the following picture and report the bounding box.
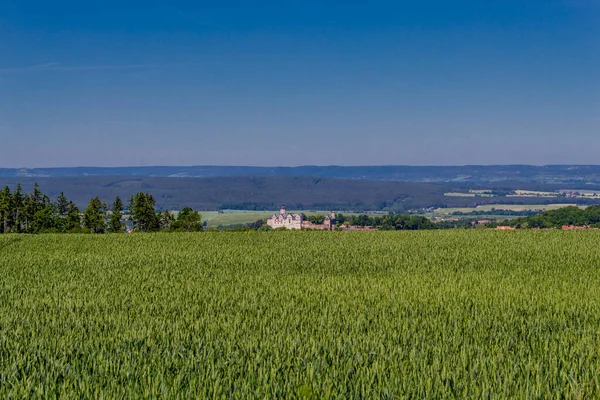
[1,231,600,397]
[171,207,202,232]
[345,213,437,230]
[307,215,325,224]
[129,192,160,232]
[511,205,600,228]
[0,186,12,233]
[83,197,105,233]
[160,210,175,231]
[65,201,81,231]
[56,192,69,216]
[108,196,124,233]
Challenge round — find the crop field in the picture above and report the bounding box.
[436,203,580,215]
[205,211,274,227]
[1,232,600,398]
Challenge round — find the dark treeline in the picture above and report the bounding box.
[451,210,540,217]
[0,184,202,234]
[492,206,600,229]
[334,214,437,230]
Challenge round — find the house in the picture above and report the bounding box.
[267,205,303,230]
[496,226,516,230]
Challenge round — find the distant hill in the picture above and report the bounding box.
[0,177,445,211]
[2,165,600,184]
[2,176,600,211]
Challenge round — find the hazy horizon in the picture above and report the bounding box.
[3,163,600,169]
[1,1,598,167]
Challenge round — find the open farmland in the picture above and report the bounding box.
[1,232,600,397]
[202,211,274,227]
[436,203,581,215]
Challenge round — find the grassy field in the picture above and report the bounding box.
[2,232,600,397]
[436,203,580,215]
[205,212,274,227]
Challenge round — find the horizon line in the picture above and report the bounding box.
[0,164,599,169]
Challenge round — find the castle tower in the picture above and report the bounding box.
[325,211,336,231]
[280,205,286,215]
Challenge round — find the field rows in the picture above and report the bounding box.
[1,232,600,397]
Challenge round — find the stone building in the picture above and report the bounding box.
[301,211,337,231]
[324,211,336,230]
[267,205,303,230]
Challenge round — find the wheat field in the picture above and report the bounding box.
[1,231,599,398]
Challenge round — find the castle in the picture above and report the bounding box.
[267,205,336,230]
[267,206,303,230]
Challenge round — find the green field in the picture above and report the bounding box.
[204,211,274,227]
[436,203,580,215]
[2,232,600,397]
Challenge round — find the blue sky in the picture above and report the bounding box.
[0,0,598,167]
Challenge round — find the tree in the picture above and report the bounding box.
[161,210,175,231]
[129,192,160,232]
[108,196,124,233]
[33,205,59,233]
[56,192,70,217]
[12,184,24,232]
[65,201,82,231]
[308,215,325,225]
[0,186,11,233]
[83,197,105,233]
[21,183,45,232]
[172,207,202,232]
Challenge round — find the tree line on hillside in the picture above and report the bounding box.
[0,184,202,234]
[489,206,600,229]
[333,214,437,230]
[6,183,600,234]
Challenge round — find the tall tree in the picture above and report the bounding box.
[0,186,12,233]
[108,196,124,233]
[12,184,24,232]
[56,192,70,217]
[129,192,160,232]
[65,201,82,231]
[32,205,59,232]
[161,210,175,231]
[83,197,105,233]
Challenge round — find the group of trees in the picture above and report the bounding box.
[0,184,203,234]
[500,205,600,229]
[0,184,84,234]
[335,213,437,230]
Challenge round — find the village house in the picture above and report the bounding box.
[267,205,303,230]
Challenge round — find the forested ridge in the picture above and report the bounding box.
[4,165,600,184]
[2,177,599,212]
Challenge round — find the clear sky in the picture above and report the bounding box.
[0,0,598,167]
